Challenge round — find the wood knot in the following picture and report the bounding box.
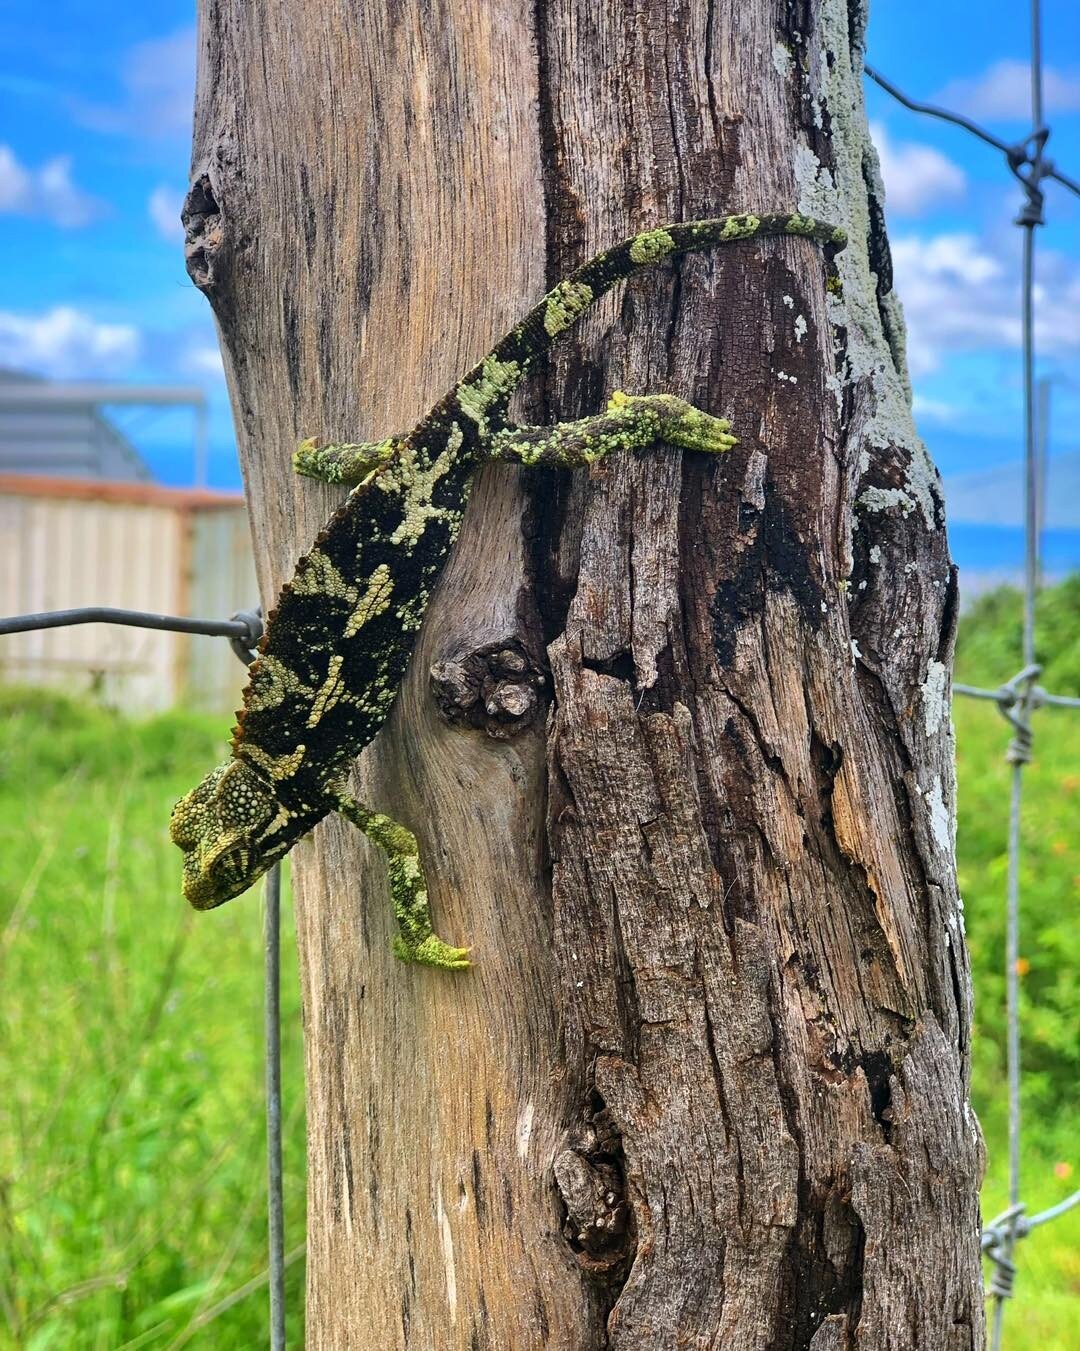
[182,174,225,294]
[429,641,546,739]
[553,1100,635,1280]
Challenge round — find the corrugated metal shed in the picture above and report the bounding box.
[0,476,258,712]
[0,370,154,482]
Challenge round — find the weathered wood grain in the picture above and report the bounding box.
[190,0,984,1344]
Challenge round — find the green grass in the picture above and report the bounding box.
[0,577,1077,1346]
[955,578,1080,1347]
[0,693,306,1349]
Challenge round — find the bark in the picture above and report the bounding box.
[189,1,985,1347]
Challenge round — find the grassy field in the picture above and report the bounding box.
[1,579,1077,1347]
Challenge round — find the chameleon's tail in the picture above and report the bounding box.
[431,213,845,438]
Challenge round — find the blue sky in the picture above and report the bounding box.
[0,1,1077,499]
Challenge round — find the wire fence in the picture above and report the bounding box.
[869,0,1080,1336]
[2,23,1079,1346]
[0,601,287,1349]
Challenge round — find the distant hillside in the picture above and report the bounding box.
[943,452,1080,529]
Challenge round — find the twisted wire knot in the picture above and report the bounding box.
[229,607,264,666]
[996,664,1042,766]
[982,1204,1028,1300]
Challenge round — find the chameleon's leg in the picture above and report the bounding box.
[293,437,401,485]
[333,791,470,971]
[484,392,737,468]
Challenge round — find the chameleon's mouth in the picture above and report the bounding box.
[178,838,266,910]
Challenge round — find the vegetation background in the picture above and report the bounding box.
[1,578,1077,1349]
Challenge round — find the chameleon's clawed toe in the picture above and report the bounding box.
[393,934,472,971]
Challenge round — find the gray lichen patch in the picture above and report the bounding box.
[793,0,943,533]
[772,42,794,79]
[921,660,950,737]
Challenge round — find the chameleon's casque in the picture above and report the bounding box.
[171,213,845,969]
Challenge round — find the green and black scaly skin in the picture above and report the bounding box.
[170,213,845,968]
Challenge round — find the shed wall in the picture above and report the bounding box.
[0,480,257,712]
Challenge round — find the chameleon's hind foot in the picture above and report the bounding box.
[294,437,399,485]
[392,933,472,971]
[333,791,471,975]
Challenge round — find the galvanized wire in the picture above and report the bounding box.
[864,65,1080,197]
[0,605,263,644]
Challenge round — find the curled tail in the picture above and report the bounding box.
[431,213,846,443]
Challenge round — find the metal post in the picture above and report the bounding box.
[1035,379,1050,583]
[992,8,1045,1346]
[265,864,286,1351]
[195,398,210,490]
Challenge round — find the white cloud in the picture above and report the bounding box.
[0,144,104,228]
[934,60,1080,121]
[0,307,140,379]
[185,344,225,377]
[911,395,959,424]
[891,232,1080,377]
[148,185,185,241]
[870,122,966,217]
[74,27,195,138]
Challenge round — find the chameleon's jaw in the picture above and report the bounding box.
[178,831,276,909]
[180,856,254,909]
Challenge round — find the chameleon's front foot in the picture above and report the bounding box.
[484,392,737,468]
[392,932,472,971]
[294,436,400,485]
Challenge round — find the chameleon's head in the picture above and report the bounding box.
[170,760,287,909]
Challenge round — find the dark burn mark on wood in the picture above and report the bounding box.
[857,1048,895,1140]
[298,163,317,263]
[318,308,334,390]
[534,1287,550,1341]
[578,649,636,685]
[863,150,894,302]
[484,1096,495,1152]
[710,476,825,667]
[471,1150,486,1224]
[772,1180,866,1351]
[502,1176,514,1228]
[282,292,301,401]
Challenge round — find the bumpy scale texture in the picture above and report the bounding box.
[171,213,845,968]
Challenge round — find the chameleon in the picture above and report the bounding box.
[170,212,845,970]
